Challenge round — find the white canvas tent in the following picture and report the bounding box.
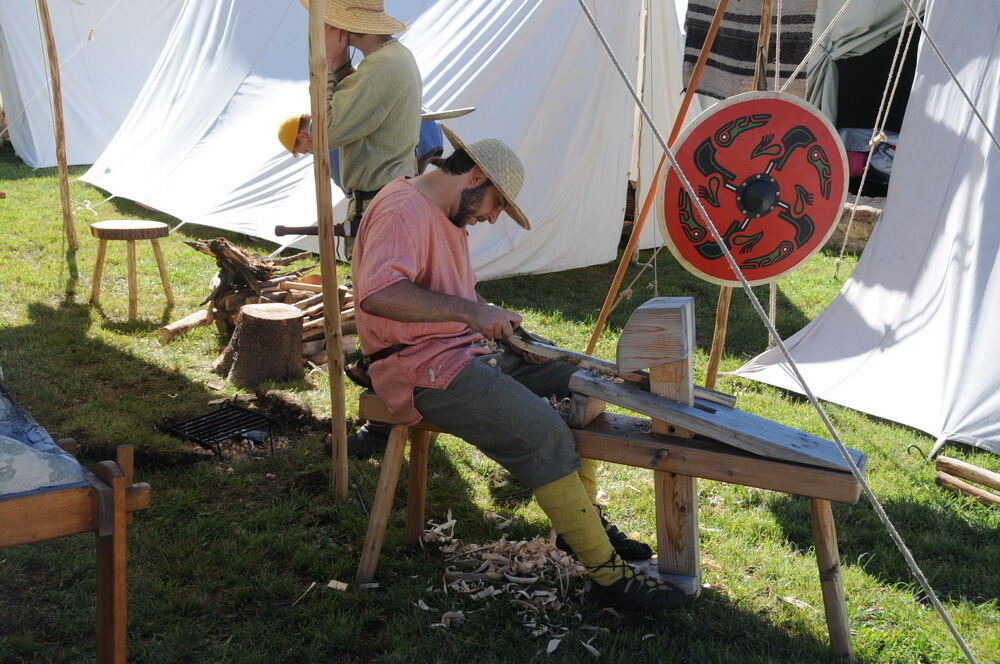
[80,0,692,280]
[737,0,1000,456]
[0,0,183,168]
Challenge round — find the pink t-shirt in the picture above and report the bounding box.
[354,177,492,424]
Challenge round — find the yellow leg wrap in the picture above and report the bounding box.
[578,458,600,503]
[533,472,622,586]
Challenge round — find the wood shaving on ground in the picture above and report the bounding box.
[419,516,624,654]
[779,595,815,611]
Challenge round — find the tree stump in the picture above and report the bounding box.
[212,303,304,387]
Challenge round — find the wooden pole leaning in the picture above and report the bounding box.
[36,0,77,250]
[585,0,730,355]
[704,1,774,389]
[306,2,349,501]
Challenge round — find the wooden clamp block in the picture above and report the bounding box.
[567,393,605,429]
[618,297,696,438]
[618,297,701,594]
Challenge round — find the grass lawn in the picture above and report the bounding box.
[1,143,997,663]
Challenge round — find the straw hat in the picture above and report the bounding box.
[440,125,530,230]
[299,0,405,35]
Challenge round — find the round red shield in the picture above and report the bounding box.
[657,92,848,286]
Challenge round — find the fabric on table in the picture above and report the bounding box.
[414,350,581,489]
[0,384,84,497]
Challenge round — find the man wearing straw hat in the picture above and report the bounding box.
[298,0,421,237]
[351,127,687,612]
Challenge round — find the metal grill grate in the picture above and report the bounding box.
[166,403,273,454]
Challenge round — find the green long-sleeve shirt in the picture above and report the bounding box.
[326,39,421,197]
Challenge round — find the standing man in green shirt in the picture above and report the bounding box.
[303,0,422,237]
[301,0,421,457]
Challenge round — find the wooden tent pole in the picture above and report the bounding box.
[585,0,730,355]
[704,0,773,389]
[36,0,77,250]
[307,2,349,501]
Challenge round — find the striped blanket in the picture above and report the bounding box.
[684,0,816,100]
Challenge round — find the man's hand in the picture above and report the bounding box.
[466,303,522,340]
[325,25,350,70]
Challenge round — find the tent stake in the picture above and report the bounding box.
[36,0,77,250]
[306,0,349,501]
[585,0,730,355]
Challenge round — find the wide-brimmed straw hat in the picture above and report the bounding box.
[440,125,530,230]
[299,0,405,35]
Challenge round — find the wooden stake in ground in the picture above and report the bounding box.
[36,0,77,250]
[585,0,730,355]
[306,0,349,501]
[704,0,773,390]
[212,303,304,387]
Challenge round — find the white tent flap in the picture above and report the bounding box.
[81,0,688,280]
[0,0,183,167]
[737,0,1000,455]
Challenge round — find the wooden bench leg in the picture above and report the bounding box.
[406,430,432,548]
[150,238,174,307]
[654,471,701,596]
[126,239,138,320]
[94,461,128,664]
[90,239,108,305]
[356,425,408,584]
[811,498,854,663]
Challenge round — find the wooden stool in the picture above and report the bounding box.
[89,220,174,319]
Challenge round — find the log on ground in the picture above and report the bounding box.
[212,303,304,387]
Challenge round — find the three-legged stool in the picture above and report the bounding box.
[89,220,174,319]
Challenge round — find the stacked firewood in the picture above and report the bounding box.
[263,279,357,366]
[159,237,357,367]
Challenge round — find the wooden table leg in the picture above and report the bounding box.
[94,461,128,664]
[126,239,138,319]
[356,425,408,584]
[90,239,108,304]
[811,498,854,663]
[406,430,432,548]
[150,238,174,306]
[655,471,701,595]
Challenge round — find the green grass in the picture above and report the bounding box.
[1,142,998,663]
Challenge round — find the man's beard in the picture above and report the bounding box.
[449,181,491,227]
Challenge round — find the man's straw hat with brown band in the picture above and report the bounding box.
[299,0,405,35]
[440,125,531,230]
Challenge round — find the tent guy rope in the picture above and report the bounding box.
[574,1,978,661]
[834,0,925,278]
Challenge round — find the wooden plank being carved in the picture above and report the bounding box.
[505,334,735,407]
[569,371,865,472]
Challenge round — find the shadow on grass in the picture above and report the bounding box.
[768,494,999,604]
[479,251,812,357]
[0,301,239,463]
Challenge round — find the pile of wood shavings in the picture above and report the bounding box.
[584,368,624,384]
[419,513,624,653]
[544,394,573,414]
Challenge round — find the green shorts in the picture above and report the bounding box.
[413,349,581,489]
